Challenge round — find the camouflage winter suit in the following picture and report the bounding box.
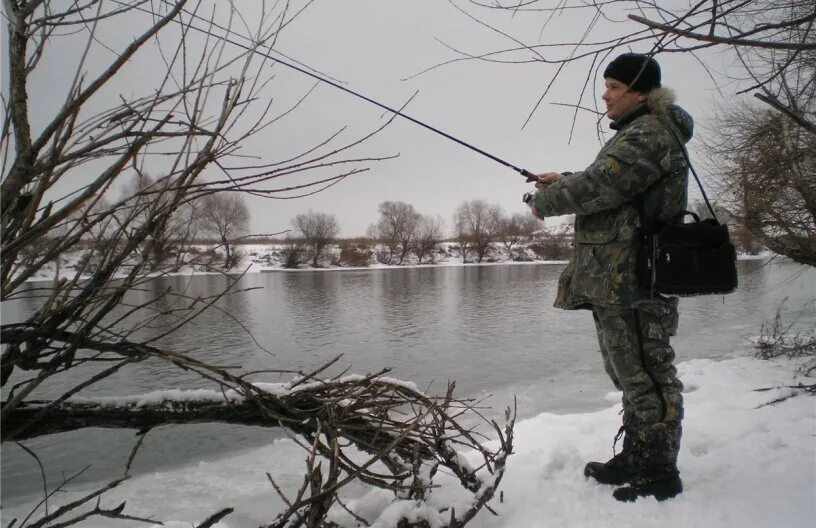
[531,88,693,452]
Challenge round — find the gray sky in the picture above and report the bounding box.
[16,0,734,238]
[256,1,729,237]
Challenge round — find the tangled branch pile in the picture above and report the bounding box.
[5,358,515,527]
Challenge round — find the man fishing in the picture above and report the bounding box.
[527,52,693,502]
[232,36,690,503]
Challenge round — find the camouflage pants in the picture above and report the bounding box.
[591,297,684,427]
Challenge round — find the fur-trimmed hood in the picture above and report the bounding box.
[612,87,694,143]
[647,87,694,142]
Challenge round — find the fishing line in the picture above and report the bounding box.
[119,0,537,182]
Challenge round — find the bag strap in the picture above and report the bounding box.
[657,117,720,223]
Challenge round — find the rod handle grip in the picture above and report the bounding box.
[520,169,537,183]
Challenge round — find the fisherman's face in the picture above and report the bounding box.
[602,78,647,121]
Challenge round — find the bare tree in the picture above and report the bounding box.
[500,212,540,261]
[702,104,815,266]
[412,214,445,264]
[292,210,340,267]
[453,200,504,263]
[198,192,250,269]
[371,201,421,264]
[2,2,514,526]
[453,217,473,264]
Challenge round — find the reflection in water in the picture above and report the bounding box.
[3,260,814,502]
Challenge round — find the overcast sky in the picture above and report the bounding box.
[261,1,736,237]
[17,0,737,237]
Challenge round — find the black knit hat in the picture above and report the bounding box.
[603,53,661,92]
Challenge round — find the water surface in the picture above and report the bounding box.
[3,259,813,502]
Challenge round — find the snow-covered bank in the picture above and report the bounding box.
[459,355,815,528]
[4,353,813,528]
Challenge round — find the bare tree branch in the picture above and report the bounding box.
[629,12,816,51]
[754,92,816,132]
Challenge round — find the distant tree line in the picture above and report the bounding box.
[17,178,254,274]
[68,193,765,272]
[24,185,766,274]
[276,197,765,269]
[277,199,573,269]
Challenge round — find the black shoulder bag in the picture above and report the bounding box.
[637,126,738,297]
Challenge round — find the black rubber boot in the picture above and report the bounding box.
[584,428,635,485]
[612,470,683,502]
[613,422,683,502]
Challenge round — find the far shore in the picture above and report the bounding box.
[258,259,570,273]
[18,242,771,284]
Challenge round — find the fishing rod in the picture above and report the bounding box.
[135,1,539,183]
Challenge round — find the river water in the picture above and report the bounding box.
[3,259,814,503]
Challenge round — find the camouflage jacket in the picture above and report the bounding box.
[531,88,694,309]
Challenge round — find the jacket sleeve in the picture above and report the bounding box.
[532,118,672,217]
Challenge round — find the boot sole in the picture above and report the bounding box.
[613,476,682,502]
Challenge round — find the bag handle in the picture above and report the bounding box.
[673,210,700,223]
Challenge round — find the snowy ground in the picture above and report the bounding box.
[3,353,814,528]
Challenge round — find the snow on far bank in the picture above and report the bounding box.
[4,353,813,528]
